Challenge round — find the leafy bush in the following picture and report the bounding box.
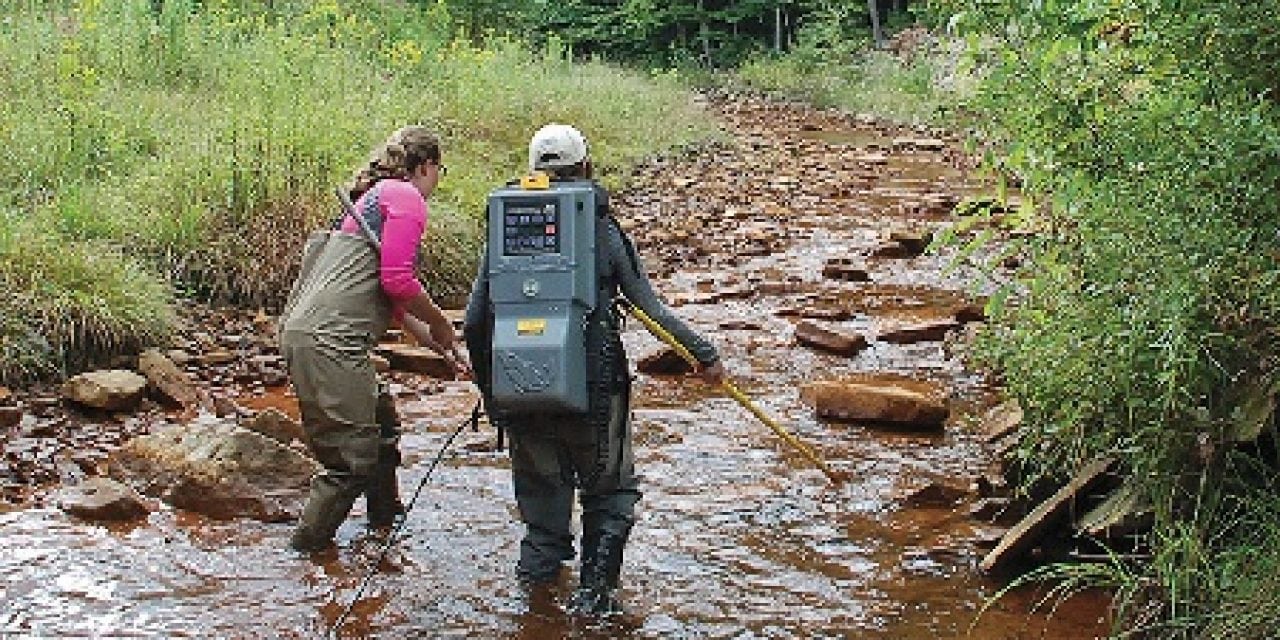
[937,0,1280,634]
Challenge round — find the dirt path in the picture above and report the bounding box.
[0,95,1108,638]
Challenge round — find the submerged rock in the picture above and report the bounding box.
[637,347,694,376]
[62,370,148,411]
[108,414,319,522]
[903,481,970,508]
[0,406,22,429]
[58,477,151,522]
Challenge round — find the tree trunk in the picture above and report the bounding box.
[867,0,883,45]
[698,0,711,65]
[774,3,782,52]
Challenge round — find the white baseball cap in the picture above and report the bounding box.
[528,123,589,172]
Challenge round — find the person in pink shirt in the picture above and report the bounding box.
[279,126,470,553]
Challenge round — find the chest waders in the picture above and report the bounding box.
[279,188,405,552]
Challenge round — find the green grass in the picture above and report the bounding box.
[0,217,175,383]
[0,0,717,382]
[732,16,958,127]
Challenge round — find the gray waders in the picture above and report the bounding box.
[279,231,403,552]
[507,392,640,612]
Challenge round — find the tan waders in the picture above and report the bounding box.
[507,393,640,612]
[279,231,402,552]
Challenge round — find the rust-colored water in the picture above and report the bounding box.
[0,97,1104,638]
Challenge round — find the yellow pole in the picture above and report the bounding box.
[622,301,846,485]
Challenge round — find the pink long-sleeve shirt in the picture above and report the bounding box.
[341,179,427,313]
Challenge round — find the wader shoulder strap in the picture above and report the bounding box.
[333,186,385,249]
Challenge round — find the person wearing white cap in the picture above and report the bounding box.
[464,123,725,614]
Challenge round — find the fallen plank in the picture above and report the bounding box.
[1076,479,1153,539]
[980,457,1115,574]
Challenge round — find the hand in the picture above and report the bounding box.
[698,360,726,386]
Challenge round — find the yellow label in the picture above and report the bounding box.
[520,171,551,190]
[516,318,547,336]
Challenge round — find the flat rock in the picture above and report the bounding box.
[166,349,193,366]
[878,319,962,344]
[241,408,304,445]
[893,137,947,151]
[198,350,237,366]
[719,319,763,331]
[980,400,1024,442]
[138,349,200,408]
[62,370,148,411]
[801,380,948,428]
[794,321,868,357]
[109,414,319,522]
[869,242,915,259]
[377,345,454,379]
[954,303,987,323]
[58,477,151,522]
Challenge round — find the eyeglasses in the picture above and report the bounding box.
[434,162,448,177]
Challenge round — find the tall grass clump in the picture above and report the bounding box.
[938,1,1280,635]
[0,0,715,380]
[0,219,175,385]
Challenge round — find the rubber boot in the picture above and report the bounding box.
[365,442,405,528]
[290,472,364,552]
[366,387,405,529]
[570,514,630,615]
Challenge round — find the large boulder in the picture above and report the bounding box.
[62,369,148,411]
[108,414,319,522]
[58,477,151,522]
[801,379,948,429]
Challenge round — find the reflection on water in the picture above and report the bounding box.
[0,376,1107,638]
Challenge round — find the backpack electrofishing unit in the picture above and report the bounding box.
[483,173,601,414]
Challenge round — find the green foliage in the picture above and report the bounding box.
[442,0,915,69]
[739,47,944,124]
[0,219,175,385]
[937,0,1280,633]
[1,0,716,379]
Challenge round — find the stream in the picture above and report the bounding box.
[0,95,1108,638]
